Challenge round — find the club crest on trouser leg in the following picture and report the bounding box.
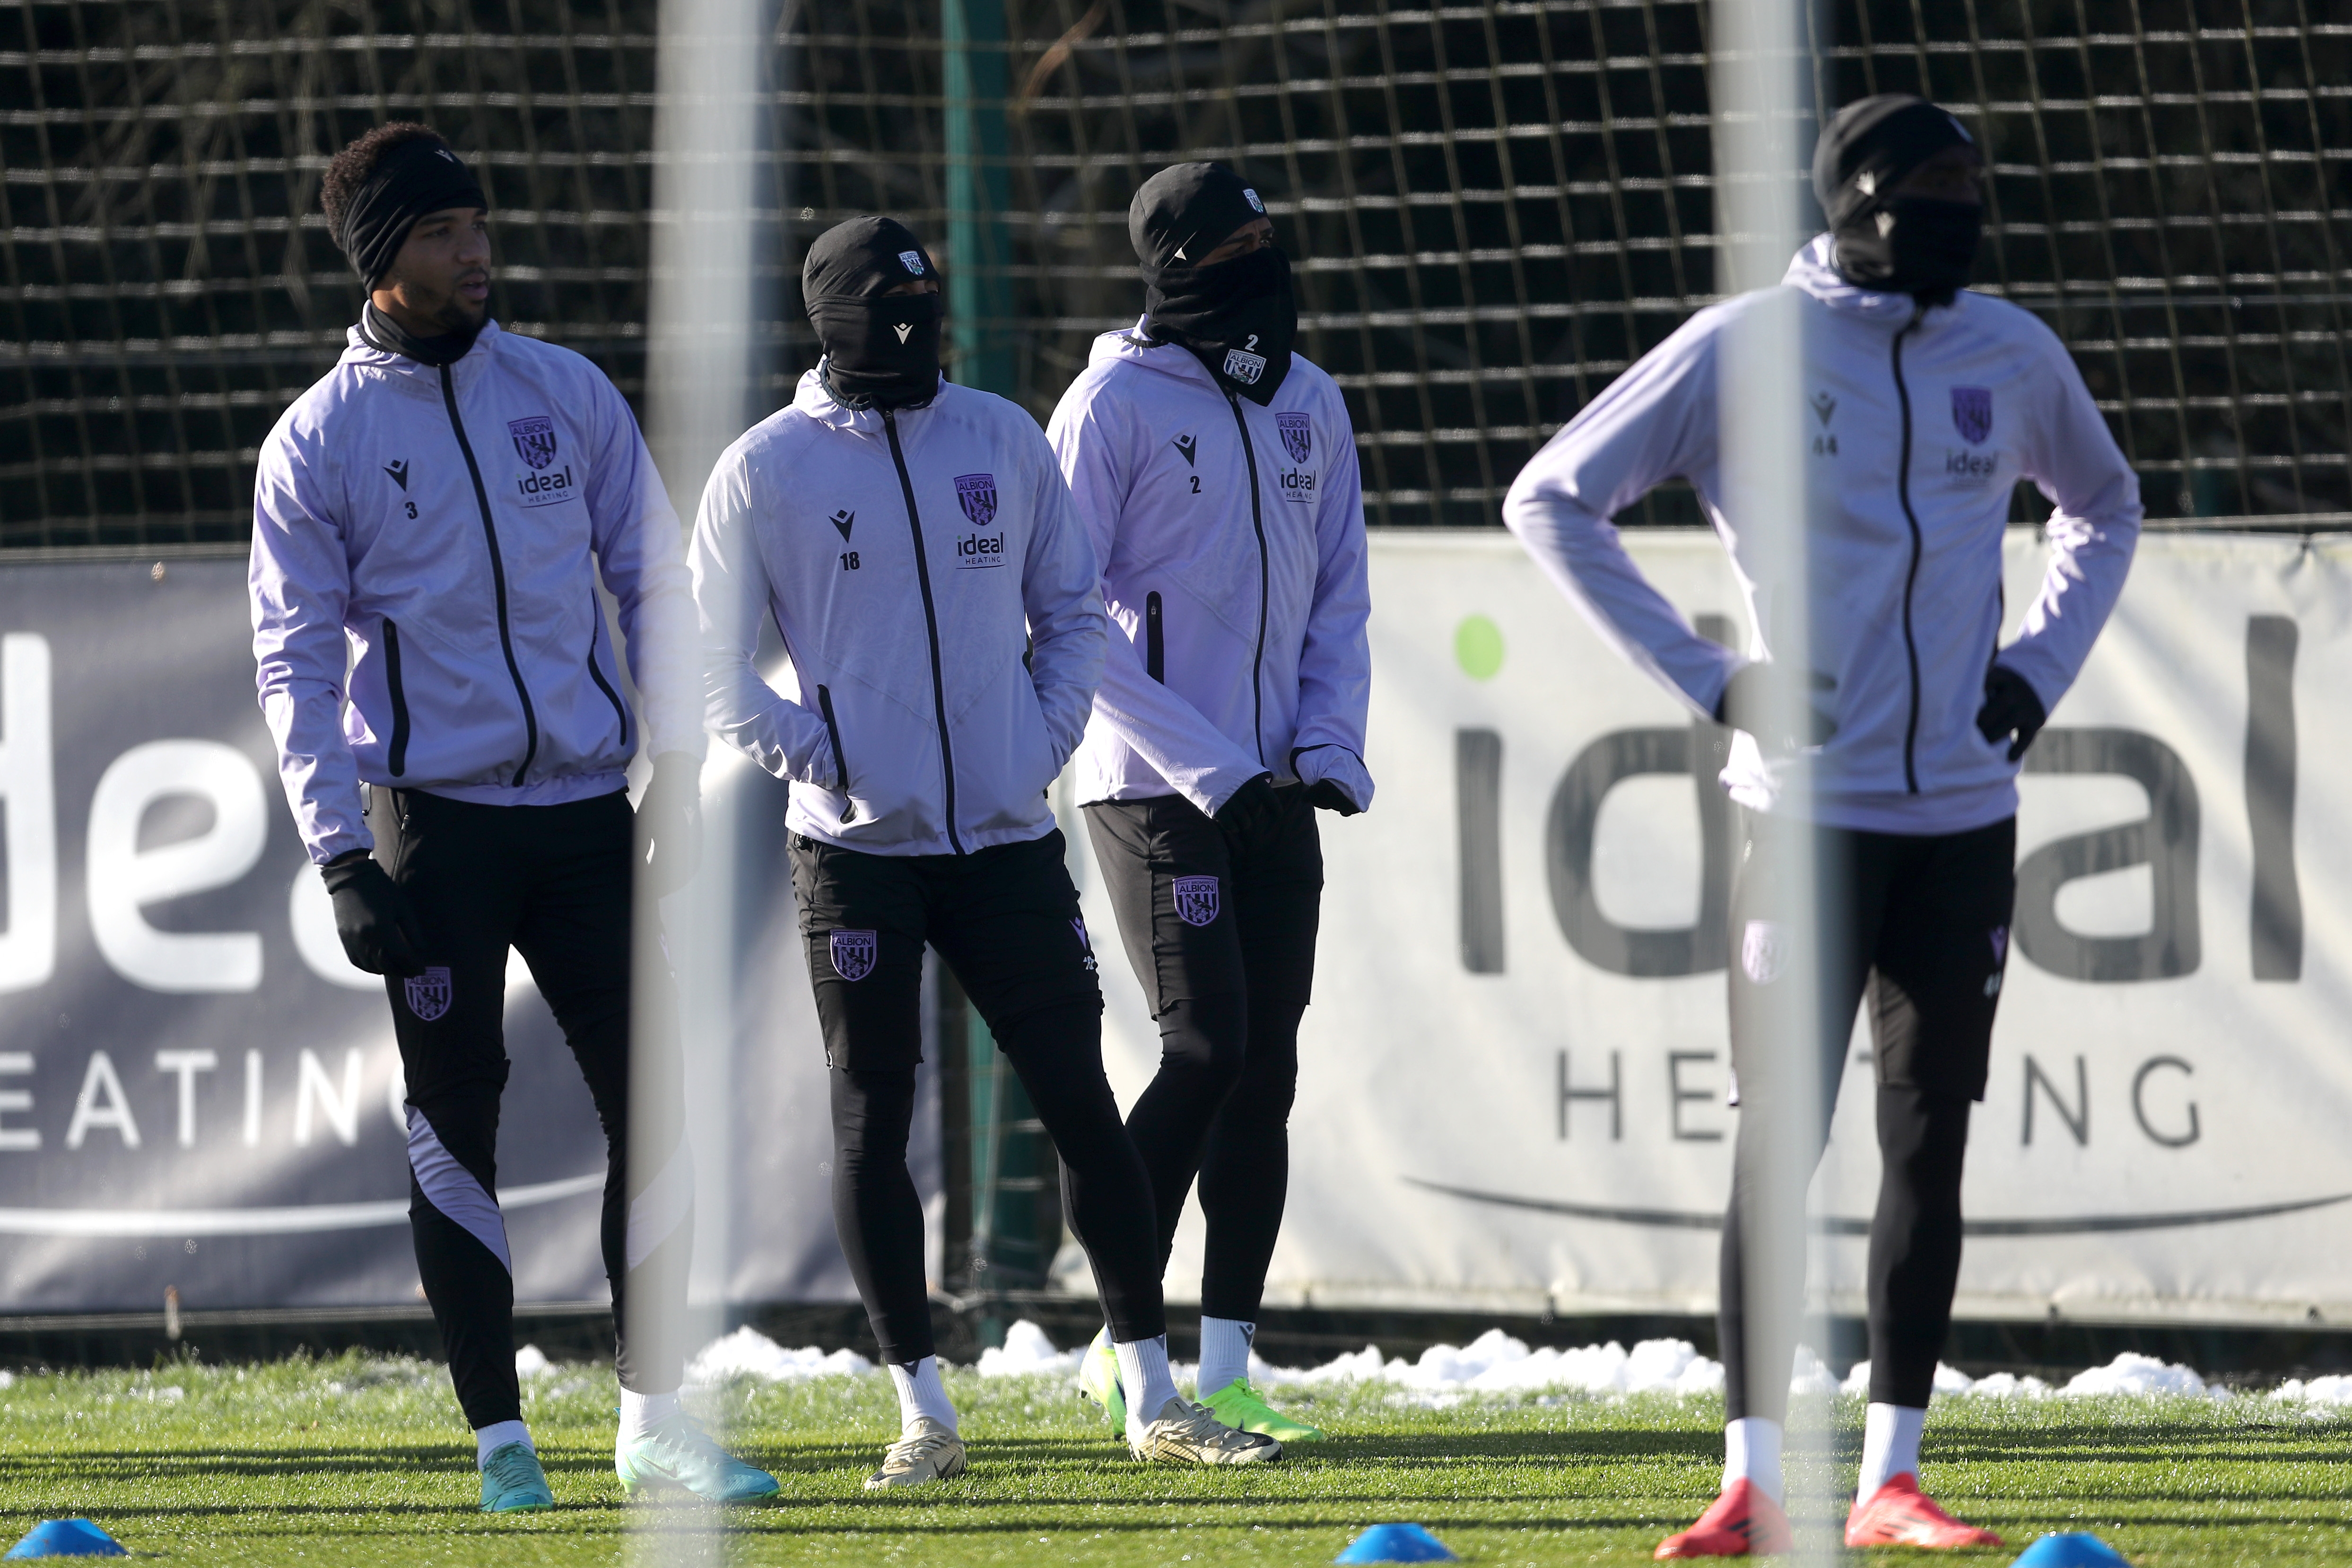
[507,416,558,470]
[954,473,997,527]
[1071,916,1098,973]
[1172,875,1221,928]
[404,966,453,1021]
[1740,920,1786,986]
[1951,385,1993,445]
[1276,412,1311,463]
[1989,924,2009,965]
[830,929,878,982]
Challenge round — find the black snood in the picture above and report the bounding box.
[1812,94,1984,302]
[802,216,944,408]
[1130,162,1297,405]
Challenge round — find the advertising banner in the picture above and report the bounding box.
[0,557,859,1315]
[1122,529,2352,1326]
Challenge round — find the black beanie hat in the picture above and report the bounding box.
[1128,162,1269,272]
[336,136,488,289]
[1812,95,1977,227]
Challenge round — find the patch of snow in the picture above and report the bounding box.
[2061,1352,2208,1398]
[1251,1331,1726,1397]
[1965,1371,2053,1400]
[2270,1375,2352,1407]
[1840,1359,1979,1398]
[685,1326,873,1385]
[513,1345,555,1378]
[975,1320,1084,1377]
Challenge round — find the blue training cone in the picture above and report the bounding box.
[4,1520,129,1558]
[2008,1532,2131,1568]
[1335,1522,1459,1564]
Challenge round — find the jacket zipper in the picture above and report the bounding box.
[879,408,964,854]
[583,592,629,751]
[1145,591,1166,682]
[382,618,411,777]
[1220,390,1271,766]
[437,364,540,787]
[816,683,857,824]
[1889,308,1927,795]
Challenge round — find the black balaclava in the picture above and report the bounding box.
[338,134,491,366]
[1812,94,1984,304]
[1131,162,1295,405]
[802,216,943,409]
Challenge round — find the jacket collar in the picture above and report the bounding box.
[1090,317,1226,391]
[343,316,505,392]
[794,362,949,435]
[1781,235,1961,328]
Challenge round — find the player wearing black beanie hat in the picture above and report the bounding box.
[1130,162,1298,404]
[802,215,946,408]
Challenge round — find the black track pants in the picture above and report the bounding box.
[792,829,1166,1363]
[1716,814,2013,1424]
[375,786,689,1430]
[1084,788,1322,1321]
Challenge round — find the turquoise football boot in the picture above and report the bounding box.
[616,1411,780,1503]
[479,1441,555,1513]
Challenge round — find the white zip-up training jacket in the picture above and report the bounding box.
[1504,237,2142,834]
[693,369,1106,857]
[1047,323,1374,816]
[251,319,702,865]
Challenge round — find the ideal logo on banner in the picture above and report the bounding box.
[1260,532,2352,1323]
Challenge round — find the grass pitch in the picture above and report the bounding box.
[0,1354,2346,1564]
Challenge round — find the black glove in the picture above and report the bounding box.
[1305,779,1361,817]
[1714,661,1838,748]
[1211,772,1281,841]
[320,852,427,977]
[636,750,703,898]
[1975,664,2047,762]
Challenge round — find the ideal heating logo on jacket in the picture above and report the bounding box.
[954,473,1005,568]
[508,415,576,506]
[1942,385,1998,489]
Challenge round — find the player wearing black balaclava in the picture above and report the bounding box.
[1815,94,1986,303]
[1506,94,2141,1557]
[1131,163,1300,405]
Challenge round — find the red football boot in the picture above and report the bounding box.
[1843,1473,2004,1549]
[1655,1479,1794,1558]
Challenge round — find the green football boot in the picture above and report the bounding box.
[1076,1325,1127,1432]
[1202,1379,1327,1443]
[479,1441,555,1513]
[616,1411,781,1503]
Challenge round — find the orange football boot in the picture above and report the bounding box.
[1655,1478,1794,1558]
[1843,1473,2004,1549]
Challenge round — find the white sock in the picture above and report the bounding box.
[616,1387,680,1446]
[886,1357,958,1435]
[1722,1416,1784,1503]
[1196,1316,1256,1399]
[476,1419,533,1468]
[1115,1334,1182,1440]
[1855,1402,1926,1500]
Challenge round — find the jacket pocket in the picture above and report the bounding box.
[816,684,858,824]
[1145,591,1165,682]
[584,592,630,751]
[382,618,411,777]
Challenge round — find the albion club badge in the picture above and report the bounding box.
[1172,875,1222,928]
[954,473,997,527]
[1221,348,1267,385]
[508,416,558,470]
[1277,412,1312,463]
[1950,385,1993,445]
[830,929,878,982]
[404,966,453,1021]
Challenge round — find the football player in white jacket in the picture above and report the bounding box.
[1047,163,1373,1444]
[250,123,775,1512]
[692,216,1281,1484]
[1504,97,2140,1555]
